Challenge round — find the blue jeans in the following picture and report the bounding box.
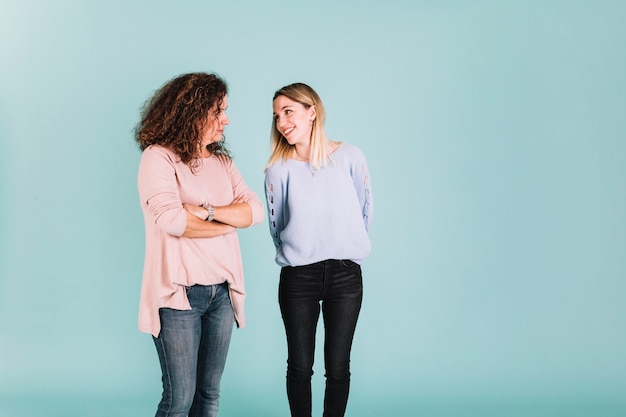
[153,282,234,417]
[279,259,363,417]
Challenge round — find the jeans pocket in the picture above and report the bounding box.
[338,259,358,268]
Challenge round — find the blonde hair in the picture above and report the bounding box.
[266,83,332,170]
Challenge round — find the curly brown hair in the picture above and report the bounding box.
[134,72,232,169]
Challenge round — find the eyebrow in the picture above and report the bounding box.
[273,105,289,117]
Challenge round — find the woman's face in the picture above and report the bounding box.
[273,95,316,147]
[201,95,230,150]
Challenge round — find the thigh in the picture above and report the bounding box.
[279,264,324,365]
[322,261,363,368]
[199,283,234,362]
[155,305,203,396]
[196,283,235,389]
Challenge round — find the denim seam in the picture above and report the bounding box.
[156,336,173,416]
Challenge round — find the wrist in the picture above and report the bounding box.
[203,203,214,222]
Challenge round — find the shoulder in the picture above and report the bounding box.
[265,159,291,178]
[335,142,367,163]
[211,153,234,168]
[142,144,178,163]
[137,146,180,184]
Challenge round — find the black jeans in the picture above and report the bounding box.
[279,259,363,417]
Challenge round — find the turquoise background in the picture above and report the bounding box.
[1,1,625,416]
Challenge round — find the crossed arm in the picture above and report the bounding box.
[181,195,253,238]
[139,147,263,240]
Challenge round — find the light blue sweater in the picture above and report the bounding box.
[264,143,373,267]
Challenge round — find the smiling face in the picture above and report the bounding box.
[272,95,316,147]
[200,95,229,152]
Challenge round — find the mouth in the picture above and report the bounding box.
[283,127,295,136]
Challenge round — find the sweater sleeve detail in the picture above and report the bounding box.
[265,166,284,249]
[351,149,373,232]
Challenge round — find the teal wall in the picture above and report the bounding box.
[1,1,625,416]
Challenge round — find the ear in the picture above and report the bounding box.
[309,105,316,121]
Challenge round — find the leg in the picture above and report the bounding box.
[189,282,235,417]
[279,263,325,417]
[322,260,363,417]
[153,301,202,417]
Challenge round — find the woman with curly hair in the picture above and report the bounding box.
[135,72,264,417]
[265,82,373,417]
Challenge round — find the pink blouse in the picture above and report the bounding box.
[137,145,264,337]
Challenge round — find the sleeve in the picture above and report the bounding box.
[228,160,265,227]
[137,147,187,236]
[264,166,285,249]
[350,147,374,232]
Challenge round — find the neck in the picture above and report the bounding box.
[201,144,212,158]
[293,145,310,161]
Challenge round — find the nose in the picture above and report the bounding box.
[221,113,230,125]
[276,117,287,131]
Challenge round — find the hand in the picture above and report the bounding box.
[183,203,209,220]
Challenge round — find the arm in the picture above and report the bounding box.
[181,210,236,238]
[183,160,264,229]
[351,148,373,232]
[183,195,252,229]
[227,160,265,227]
[138,147,240,239]
[138,147,187,236]
[265,166,285,249]
[214,197,255,228]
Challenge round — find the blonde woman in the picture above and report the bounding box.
[265,83,373,417]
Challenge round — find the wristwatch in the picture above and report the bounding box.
[203,204,214,222]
